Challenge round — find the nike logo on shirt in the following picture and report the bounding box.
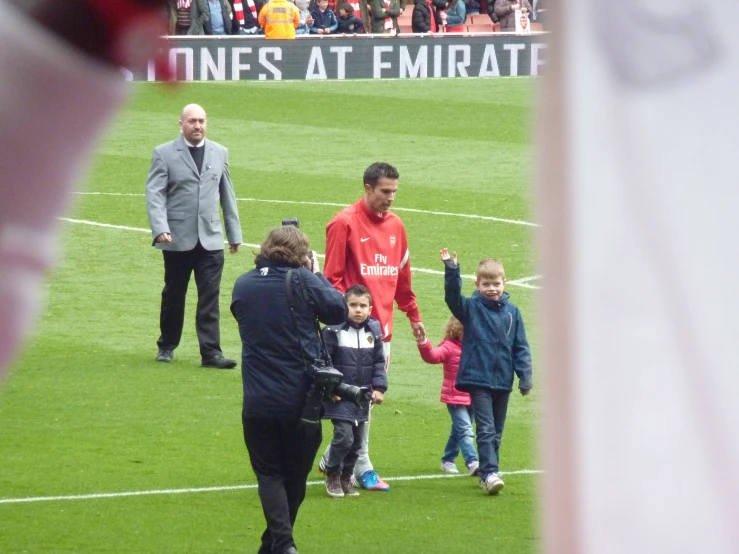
[360,237,371,242]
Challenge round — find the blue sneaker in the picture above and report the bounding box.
[356,470,390,491]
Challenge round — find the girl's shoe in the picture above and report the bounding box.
[441,461,460,474]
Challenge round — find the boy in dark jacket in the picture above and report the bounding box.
[336,3,366,33]
[441,248,532,496]
[310,0,339,33]
[322,285,387,497]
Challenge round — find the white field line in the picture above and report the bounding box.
[0,469,543,505]
[73,192,540,227]
[508,275,542,284]
[507,275,543,289]
[59,218,542,289]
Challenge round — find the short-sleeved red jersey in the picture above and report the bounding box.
[324,199,420,341]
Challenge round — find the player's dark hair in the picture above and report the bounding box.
[364,162,399,188]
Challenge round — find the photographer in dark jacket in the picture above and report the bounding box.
[231,225,347,554]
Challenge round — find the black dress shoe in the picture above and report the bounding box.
[201,354,237,369]
[156,349,174,363]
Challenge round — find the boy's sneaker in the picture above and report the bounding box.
[340,474,360,496]
[467,460,480,476]
[356,470,390,491]
[325,473,344,498]
[441,461,460,474]
[317,457,327,477]
[483,473,505,495]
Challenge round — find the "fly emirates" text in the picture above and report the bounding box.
[361,254,399,276]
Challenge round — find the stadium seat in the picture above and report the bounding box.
[469,14,492,25]
[398,23,414,33]
[466,23,494,33]
[531,21,543,32]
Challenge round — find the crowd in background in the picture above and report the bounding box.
[166,0,546,37]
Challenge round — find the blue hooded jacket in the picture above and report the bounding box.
[444,262,533,392]
[310,7,339,33]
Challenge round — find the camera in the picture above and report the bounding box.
[282,217,300,228]
[300,360,371,426]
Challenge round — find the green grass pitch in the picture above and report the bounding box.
[0,78,540,553]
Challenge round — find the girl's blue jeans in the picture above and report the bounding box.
[442,404,478,466]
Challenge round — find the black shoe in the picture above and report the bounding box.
[156,349,174,363]
[201,354,237,369]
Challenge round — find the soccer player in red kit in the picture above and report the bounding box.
[320,161,426,490]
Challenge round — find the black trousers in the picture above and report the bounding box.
[326,419,363,476]
[243,415,322,554]
[157,243,224,359]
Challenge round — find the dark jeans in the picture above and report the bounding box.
[243,415,322,554]
[325,420,363,475]
[470,388,511,478]
[157,242,224,359]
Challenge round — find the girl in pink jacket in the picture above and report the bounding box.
[417,317,479,476]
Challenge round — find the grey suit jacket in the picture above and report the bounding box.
[146,135,242,252]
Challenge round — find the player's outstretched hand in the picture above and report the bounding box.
[440,248,458,265]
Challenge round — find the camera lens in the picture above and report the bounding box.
[333,382,367,404]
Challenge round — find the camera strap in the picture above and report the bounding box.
[285,269,333,366]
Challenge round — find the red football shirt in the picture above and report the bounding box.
[324,199,421,341]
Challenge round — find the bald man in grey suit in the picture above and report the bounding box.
[146,104,242,369]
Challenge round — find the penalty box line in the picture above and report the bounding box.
[0,469,543,505]
[59,218,542,289]
[74,192,540,228]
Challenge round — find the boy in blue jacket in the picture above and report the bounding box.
[321,285,387,497]
[441,248,532,495]
[310,0,339,34]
